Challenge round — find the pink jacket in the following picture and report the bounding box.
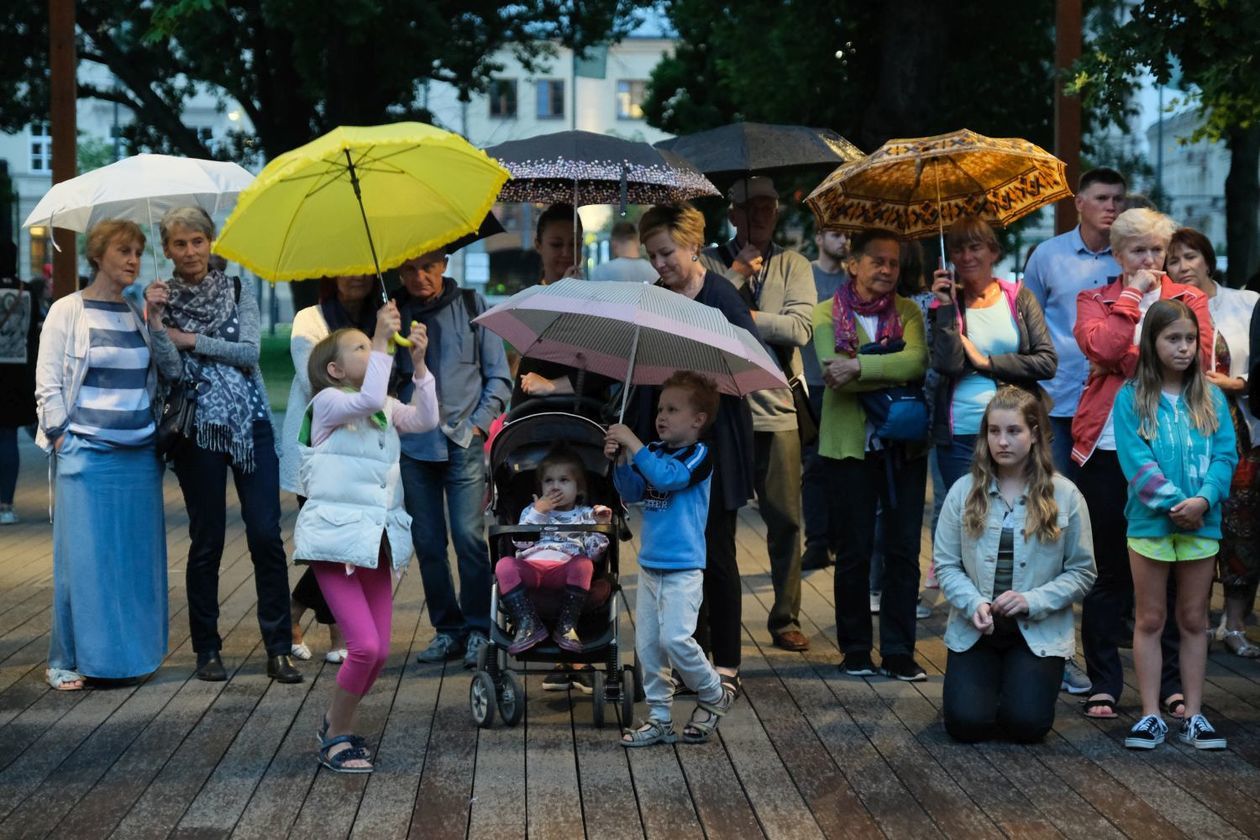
[1070,275,1212,465]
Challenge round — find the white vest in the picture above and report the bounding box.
[293,403,414,572]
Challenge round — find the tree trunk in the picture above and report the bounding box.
[859,0,947,149]
[1225,123,1260,289]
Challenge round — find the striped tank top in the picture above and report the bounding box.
[66,299,155,446]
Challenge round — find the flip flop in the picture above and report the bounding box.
[1081,695,1118,719]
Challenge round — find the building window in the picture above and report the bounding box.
[29,122,51,172]
[536,80,565,120]
[616,80,646,120]
[489,79,517,118]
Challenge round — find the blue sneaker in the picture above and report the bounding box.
[1124,714,1167,750]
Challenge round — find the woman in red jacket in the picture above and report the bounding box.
[1071,208,1213,720]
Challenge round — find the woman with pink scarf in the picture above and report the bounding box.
[812,228,931,682]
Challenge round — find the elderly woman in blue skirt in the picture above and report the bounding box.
[35,219,182,689]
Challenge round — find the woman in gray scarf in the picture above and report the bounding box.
[159,206,300,685]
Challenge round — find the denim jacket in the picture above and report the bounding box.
[933,473,1097,658]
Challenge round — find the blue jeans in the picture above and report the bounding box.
[935,434,978,497]
[0,426,17,504]
[400,439,491,638]
[172,420,292,656]
[1048,416,1079,482]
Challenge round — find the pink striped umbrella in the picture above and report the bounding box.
[473,280,787,419]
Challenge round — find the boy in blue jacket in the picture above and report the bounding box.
[605,371,735,746]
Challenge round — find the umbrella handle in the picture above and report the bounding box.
[344,148,409,347]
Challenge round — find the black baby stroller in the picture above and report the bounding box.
[469,400,636,729]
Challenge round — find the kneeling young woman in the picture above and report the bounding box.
[934,387,1097,743]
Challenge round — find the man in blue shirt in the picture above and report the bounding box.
[394,249,512,669]
[1022,167,1126,478]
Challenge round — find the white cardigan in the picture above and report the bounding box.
[279,305,330,493]
[1209,285,1260,445]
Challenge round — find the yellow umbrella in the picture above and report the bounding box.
[214,122,510,284]
[804,128,1071,261]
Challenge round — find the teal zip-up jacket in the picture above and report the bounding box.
[1114,380,1238,539]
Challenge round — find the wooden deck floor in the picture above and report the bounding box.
[1,431,1259,840]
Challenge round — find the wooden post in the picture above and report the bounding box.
[1054,0,1082,235]
[49,0,77,299]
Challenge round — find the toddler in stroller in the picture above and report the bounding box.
[495,447,612,655]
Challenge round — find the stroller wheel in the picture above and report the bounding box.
[498,670,524,727]
[620,664,636,726]
[591,669,606,729]
[470,671,497,729]
[633,653,646,702]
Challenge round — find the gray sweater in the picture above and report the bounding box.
[700,242,814,432]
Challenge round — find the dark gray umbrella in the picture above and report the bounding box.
[655,122,863,188]
[485,130,719,207]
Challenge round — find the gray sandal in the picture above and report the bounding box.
[620,718,677,748]
[682,686,735,743]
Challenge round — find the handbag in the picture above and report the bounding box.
[156,378,199,460]
[855,340,929,443]
[788,374,819,447]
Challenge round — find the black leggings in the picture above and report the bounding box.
[943,624,1062,743]
[694,455,742,670]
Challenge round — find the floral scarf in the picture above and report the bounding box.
[164,269,258,471]
[832,280,903,357]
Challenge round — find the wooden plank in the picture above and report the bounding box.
[405,659,476,840]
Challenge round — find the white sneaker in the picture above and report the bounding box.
[869,592,881,614]
[325,648,347,664]
[915,600,932,620]
[0,508,18,525]
[290,642,313,661]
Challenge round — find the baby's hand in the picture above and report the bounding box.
[532,493,554,514]
[592,505,612,524]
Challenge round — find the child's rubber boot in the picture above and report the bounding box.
[552,588,586,653]
[503,589,548,656]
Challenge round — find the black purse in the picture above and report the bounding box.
[156,378,198,460]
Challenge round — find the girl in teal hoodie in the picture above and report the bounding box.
[1115,299,1237,751]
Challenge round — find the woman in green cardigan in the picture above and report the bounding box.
[814,228,930,682]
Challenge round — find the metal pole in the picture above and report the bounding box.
[617,326,640,423]
[343,149,388,304]
[49,0,77,300]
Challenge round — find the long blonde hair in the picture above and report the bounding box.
[963,387,1061,543]
[307,328,359,395]
[1133,299,1217,440]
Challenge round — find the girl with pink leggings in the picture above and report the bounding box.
[496,448,610,655]
[292,303,438,774]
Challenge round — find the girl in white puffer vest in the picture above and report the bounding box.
[294,302,438,774]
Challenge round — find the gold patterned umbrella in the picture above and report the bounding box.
[804,129,1071,248]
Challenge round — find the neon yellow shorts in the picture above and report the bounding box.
[1127,534,1219,563]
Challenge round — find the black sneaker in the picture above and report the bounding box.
[1179,714,1226,750]
[880,654,927,682]
[800,544,832,570]
[839,652,877,676]
[1124,714,1168,749]
[570,668,595,695]
[541,666,571,691]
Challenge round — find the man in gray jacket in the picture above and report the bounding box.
[701,176,815,652]
[393,249,512,669]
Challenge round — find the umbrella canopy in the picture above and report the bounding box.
[485,130,720,207]
[213,122,510,281]
[473,280,787,416]
[23,153,253,232]
[655,122,863,186]
[804,129,1071,240]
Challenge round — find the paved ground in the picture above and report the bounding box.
[1,432,1258,839]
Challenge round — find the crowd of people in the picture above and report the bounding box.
[22,163,1260,770]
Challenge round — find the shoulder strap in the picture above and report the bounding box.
[462,287,482,366]
[233,276,242,303]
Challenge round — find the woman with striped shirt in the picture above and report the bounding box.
[35,219,181,690]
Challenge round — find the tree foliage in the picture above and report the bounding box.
[0,1,647,163]
[1069,0,1260,285]
[644,0,1056,156]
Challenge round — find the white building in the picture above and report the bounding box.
[1145,107,1232,253]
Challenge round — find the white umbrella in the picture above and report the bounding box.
[473,280,788,421]
[23,153,254,277]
